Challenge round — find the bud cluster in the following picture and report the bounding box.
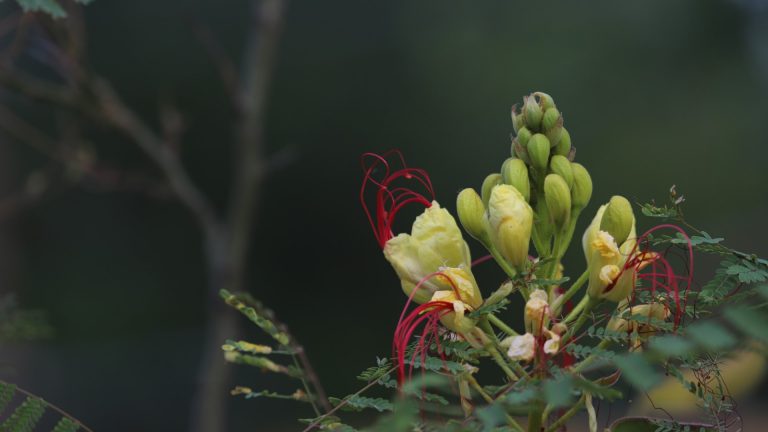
[510,92,592,234]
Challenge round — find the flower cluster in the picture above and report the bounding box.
[360,92,693,398]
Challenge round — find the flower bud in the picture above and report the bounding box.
[542,108,560,131]
[570,163,592,210]
[534,91,555,111]
[517,127,532,148]
[481,173,503,207]
[501,158,531,202]
[523,94,543,131]
[383,202,473,303]
[548,155,573,189]
[527,133,550,171]
[456,188,488,242]
[554,128,571,156]
[544,174,571,228]
[512,138,531,164]
[511,104,523,134]
[543,110,564,147]
[488,185,533,271]
[599,195,634,247]
[525,289,549,335]
[503,333,536,362]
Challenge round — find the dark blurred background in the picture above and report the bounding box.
[0,0,767,430]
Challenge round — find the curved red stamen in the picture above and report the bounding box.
[608,224,694,329]
[392,271,463,386]
[361,151,435,248]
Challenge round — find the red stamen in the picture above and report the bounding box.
[392,271,463,387]
[606,224,694,329]
[361,151,435,248]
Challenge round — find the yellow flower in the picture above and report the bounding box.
[430,290,476,334]
[384,202,475,303]
[488,185,533,271]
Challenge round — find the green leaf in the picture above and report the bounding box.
[647,335,695,357]
[725,263,768,284]
[52,417,81,432]
[329,395,393,413]
[685,321,736,351]
[543,375,574,408]
[613,354,661,391]
[608,416,714,431]
[475,404,507,431]
[0,382,16,416]
[469,299,509,318]
[365,399,418,432]
[16,0,67,18]
[724,306,768,344]
[1,396,46,432]
[756,284,768,299]
[356,357,392,382]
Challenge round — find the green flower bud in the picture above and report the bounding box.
[456,188,488,242]
[548,155,573,189]
[544,174,571,228]
[599,195,634,247]
[511,105,523,134]
[542,107,561,132]
[501,158,531,202]
[543,110,564,148]
[488,185,533,271]
[511,138,531,164]
[517,127,532,147]
[554,127,571,156]
[570,163,592,210]
[481,173,503,207]
[527,133,550,171]
[523,94,543,131]
[534,91,555,111]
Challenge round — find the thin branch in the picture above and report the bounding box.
[87,78,218,232]
[228,0,287,293]
[1,379,94,432]
[301,366,398,432]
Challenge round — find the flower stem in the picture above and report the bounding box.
[487,245,528,300]
[553,270,589,316]
[488,313,519,336]
[544,394,586,432]
[527,404,544,432]
[467,376,526,432]
[563,297,599,343]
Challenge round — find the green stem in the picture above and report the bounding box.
[563,297,599,343]
[467,376,525,432]
[544,394,586,432]
[571,339,612,374]
[563,295,589,324]
[488,313,519,336]
[488,245,529,300]
[552,270,589,316]
[489,344,519,381]
[527,404,543,432]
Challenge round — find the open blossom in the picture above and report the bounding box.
[383,202,476,304]
[504,333,536,362]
